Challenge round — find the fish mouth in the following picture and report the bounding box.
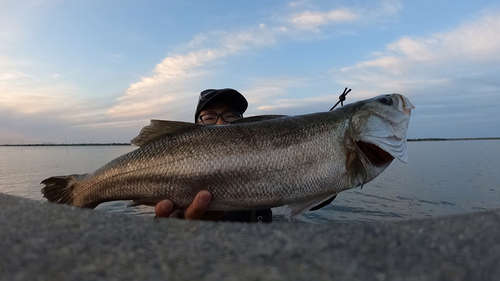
[356,141,394,167]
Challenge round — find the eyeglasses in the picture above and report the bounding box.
[198,111,242,125]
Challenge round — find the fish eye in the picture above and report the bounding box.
[378,96,392,106]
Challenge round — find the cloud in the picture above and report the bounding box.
[1,0,409,143]
[255,95,333,114]
[289,8,359,30]
[242,77,309,111]
[107,24,286,120]
[107,49,222,117]
[108,1,402,121]
[332,10,500,138]
[0,59,114,143]
[236,75,348,116]
[0,69,32,81]
[285,0,401,32]
[0,64,92,117]
[3,1,294,142]
[378,12,500,68]
[338,10,500,89]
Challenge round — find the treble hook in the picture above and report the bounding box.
[329,87,351,111]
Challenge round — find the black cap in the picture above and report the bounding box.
[195,88,248,122]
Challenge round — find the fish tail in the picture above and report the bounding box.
[41,174,88,206]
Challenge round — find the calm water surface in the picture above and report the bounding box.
[1,140,499,223]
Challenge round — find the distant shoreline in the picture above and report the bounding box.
[1,138,499,146]
[0,143,132,147]
[407,137,500,142]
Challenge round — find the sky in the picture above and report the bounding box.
[1,0,499,144]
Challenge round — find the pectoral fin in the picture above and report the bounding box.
[285,193,338,220]
[128,199,161,207]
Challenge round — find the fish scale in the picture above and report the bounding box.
[41,94,414,218]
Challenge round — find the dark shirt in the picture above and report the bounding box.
[222,209,273,223]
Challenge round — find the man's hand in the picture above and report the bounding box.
[155,190,225,221]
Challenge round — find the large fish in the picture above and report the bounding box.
[41,94,414,218]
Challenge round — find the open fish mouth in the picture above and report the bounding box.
[356,141,395,167]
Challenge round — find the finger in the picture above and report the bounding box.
[155,199,175,218]
[184,190,212,220]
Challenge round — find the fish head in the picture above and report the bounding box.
[349,94,414,168]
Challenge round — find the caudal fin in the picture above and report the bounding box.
[41,174,88,206]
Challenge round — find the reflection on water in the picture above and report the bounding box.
[1,140,499,223]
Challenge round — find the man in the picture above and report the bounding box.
[154,88,334,222]
[155,88,273,222]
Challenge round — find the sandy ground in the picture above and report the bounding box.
[1,193,499,281]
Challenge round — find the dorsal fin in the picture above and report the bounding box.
[131,119,203,146]
[230,115,286,124]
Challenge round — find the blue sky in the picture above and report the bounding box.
[1,0,499,144]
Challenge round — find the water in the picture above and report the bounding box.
[0,145,152,216]
[1,140,499,223]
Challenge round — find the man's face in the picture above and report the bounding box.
[197,101,242,125]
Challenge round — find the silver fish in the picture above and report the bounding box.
[41,94,414,218]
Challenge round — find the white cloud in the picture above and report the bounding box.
[337,10,500,89]
[255,95,332,112]
[107,2,402,120]
[331,9,500,138]
[107,25,286,119]
[106,49,225,118]
[0,69,32,81]
[0,83,88,116]
[289,8,359,30]
[243,77,308,110]
[0,59,102,121]
[1,0,408,143]
[376,0,402,18]
[382,12,500,66]
[237,75,348,116]
[285,0,401,32]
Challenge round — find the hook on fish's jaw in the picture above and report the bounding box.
[330,88,352,111]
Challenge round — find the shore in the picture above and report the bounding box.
[1,137,499,146]
[408,137,500,142]
[0,143,132,147]
[1,193,499,280]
